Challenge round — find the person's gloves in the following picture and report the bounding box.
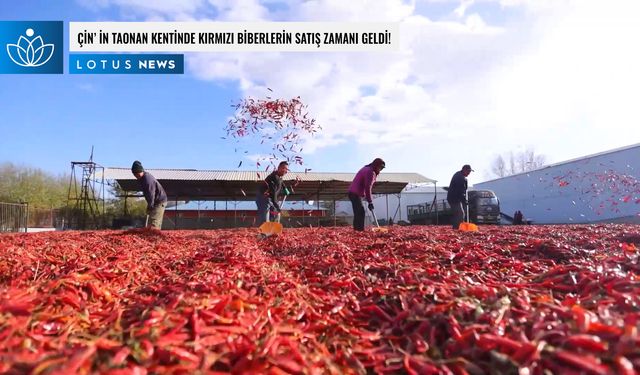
[368,203,375,211]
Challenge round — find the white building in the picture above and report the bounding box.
[474,143,640,224]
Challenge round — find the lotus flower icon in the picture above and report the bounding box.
[6,28,55,67]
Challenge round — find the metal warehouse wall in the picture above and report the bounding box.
[474,145,640,224]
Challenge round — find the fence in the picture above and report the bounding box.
[29,208,63,228]
[0,202,28,233]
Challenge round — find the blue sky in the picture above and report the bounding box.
[1,0,639,185]
[1,1,243,173]
[2,0,393,176]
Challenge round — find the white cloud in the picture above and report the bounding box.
[76,83,97,92]
[484,1,640,165]
[290,0,415,21]
[185,3,510,165]
[78,0,206,15]
[454,0,474,18]
[78,0,640,183]
[206,0,270,21]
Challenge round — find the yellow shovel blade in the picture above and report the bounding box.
[459,222,479,232]
[372,226,388,232]
[259,221,283,236]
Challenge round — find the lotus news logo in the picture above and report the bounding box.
[7,28,55,67]
[0,21,63,74]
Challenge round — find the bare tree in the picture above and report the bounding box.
[523,148,546,170]
[490,148,547,178]
[508,151,517,176]
[491,155,507,178]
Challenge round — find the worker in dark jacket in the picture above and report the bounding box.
[131,160,168,229]
[256,161,289,226]
[447,164,473,229]
[348,158,385,231]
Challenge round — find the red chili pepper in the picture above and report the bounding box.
[267,366,290,375]
[31,357,68,375]
[588,322,623,336]
[190,308,200,342]
[403,355,440,375]
[511,342,537,364]
[112,347,131,365]
[171,346,199,363]
[140,339,154,360]
[572,304,597,332]
[360,304,393,322]
[613,356,635,375]
[448,362,471,375]
[0,301,33,316]
[59,293,82,309]
[448,315,462,340]
[96,337,121,350]
[49,344,97,374]
[155,333,191,346]
[103,366,148,375]
[554,350,611,375]
[477,334,523,353]
[454,328,479,347]
[564,334,608,352]
[272,358,304,375]
[392,309,411,324]
[211,295,232,315]
[403,355,419,375]
[2,224,639,372]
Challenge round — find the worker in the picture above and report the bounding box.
[256,161,289,226]
[513,210,524,225]
[131,160,167,230]
[348,158,385,231]
[447,164,473,230]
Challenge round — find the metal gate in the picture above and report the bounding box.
[0,202,28,233]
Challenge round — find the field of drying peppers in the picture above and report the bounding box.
[1,225,639,375]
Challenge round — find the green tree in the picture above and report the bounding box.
[0,162,69,208]
[105,184,147,218]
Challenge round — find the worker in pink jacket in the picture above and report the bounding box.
[348,158,385,231]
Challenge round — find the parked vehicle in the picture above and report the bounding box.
[407,189,500,225]
[467,190,500,224]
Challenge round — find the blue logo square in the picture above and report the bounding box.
[0,21,63,74]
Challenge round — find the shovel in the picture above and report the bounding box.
[258,195,287,237]
[258,221,283,237]
[144,215,149,228]
[370,208,388,232]
[459,193,478,232]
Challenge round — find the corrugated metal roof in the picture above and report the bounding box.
[103,167,435,201]
[102,168,435,184]
[402,185,449,194]
[174,201,327,210]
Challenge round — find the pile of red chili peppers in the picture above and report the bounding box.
[0,225,639,374]
[224,94,321,169]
